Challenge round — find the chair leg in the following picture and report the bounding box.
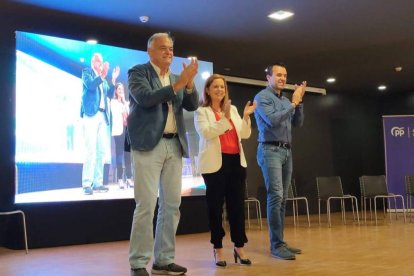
[318,199,321,225]
[327,200,331,227]
[369,199,373,221]
[362,197,366,223]
[255,200,260,228]
[304,198,311,227]
[292,201,297,226]
[393,197,398,220]
[20,211,28,254]
[295,200,300,225]
[398,195,407,223]
[340,199,345,224]
[350,198,356,221]
[351,196,360,225]
[258,202,263,230]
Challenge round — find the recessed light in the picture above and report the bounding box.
[378,85,387,91]
[268,10,294,21]
[394,66,403,72]
[327,78,336,83]
[86,39,97,44]
[139,16,149,23]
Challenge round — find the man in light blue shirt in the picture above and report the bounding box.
[254,62,305,260]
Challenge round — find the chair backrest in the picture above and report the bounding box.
[359,175,388,197]
[404,175,414,196]
[316,176,345,199]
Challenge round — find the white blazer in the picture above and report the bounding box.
[194,105,252,174]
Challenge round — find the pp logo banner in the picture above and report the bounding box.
[391,127,405,137]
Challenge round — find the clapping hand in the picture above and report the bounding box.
[101,62,109,79]
[112,65,120,84]
[292,81,307,104]
[243,100,257,119]
[223,99,231,119]
[173,58,199,92]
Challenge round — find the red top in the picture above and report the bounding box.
[213,111,240,154]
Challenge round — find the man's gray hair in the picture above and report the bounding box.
[147,33,173,49]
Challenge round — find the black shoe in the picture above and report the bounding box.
[151,263,187,275]
[131,268,149,276]
[214,249,227,268]
[126,178,134,188]
[83,187,93,195]
[92,185,109,192]
[233,248,252,265]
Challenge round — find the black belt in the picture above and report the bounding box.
[162,133,178,139]
[262,141,291,149]
[98,108,105,112]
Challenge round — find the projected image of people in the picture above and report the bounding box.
[111,82,133,189]
[15,31,213,203]
[81,53,120,195]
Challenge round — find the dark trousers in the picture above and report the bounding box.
[202,153,248,248]
[114,130,132,179]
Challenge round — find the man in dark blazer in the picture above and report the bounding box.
[81,53,120,195]
[128,33,198,276]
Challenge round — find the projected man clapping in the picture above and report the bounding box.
[81,53,120,195]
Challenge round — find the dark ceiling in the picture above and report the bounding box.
[5,0,414,95]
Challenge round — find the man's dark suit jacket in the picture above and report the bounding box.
[127,62,199,158]
[81,67,115,124]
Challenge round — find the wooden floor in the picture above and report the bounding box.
[1,212,414,276]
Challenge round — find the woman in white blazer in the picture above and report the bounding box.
[194,74,256,267]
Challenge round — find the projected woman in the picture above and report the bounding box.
[111,82,133,189]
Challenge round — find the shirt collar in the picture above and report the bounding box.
[267,85,283,98]
[150,61,170,77]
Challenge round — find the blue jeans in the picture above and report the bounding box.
[129,137,182,269]
[257,143,292,250]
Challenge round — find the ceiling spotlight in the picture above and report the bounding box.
[86,39,97,44]
[378,85,387,91]
[268,10,294,21]
[139,15,149,23]
[327,78,336,83]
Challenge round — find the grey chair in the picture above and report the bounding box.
[316,176,359,227]
[244,181,262,230]
[286,179,310,227]
[405,175,414,222]
[359,175,406,225]
[0,210,28,253]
